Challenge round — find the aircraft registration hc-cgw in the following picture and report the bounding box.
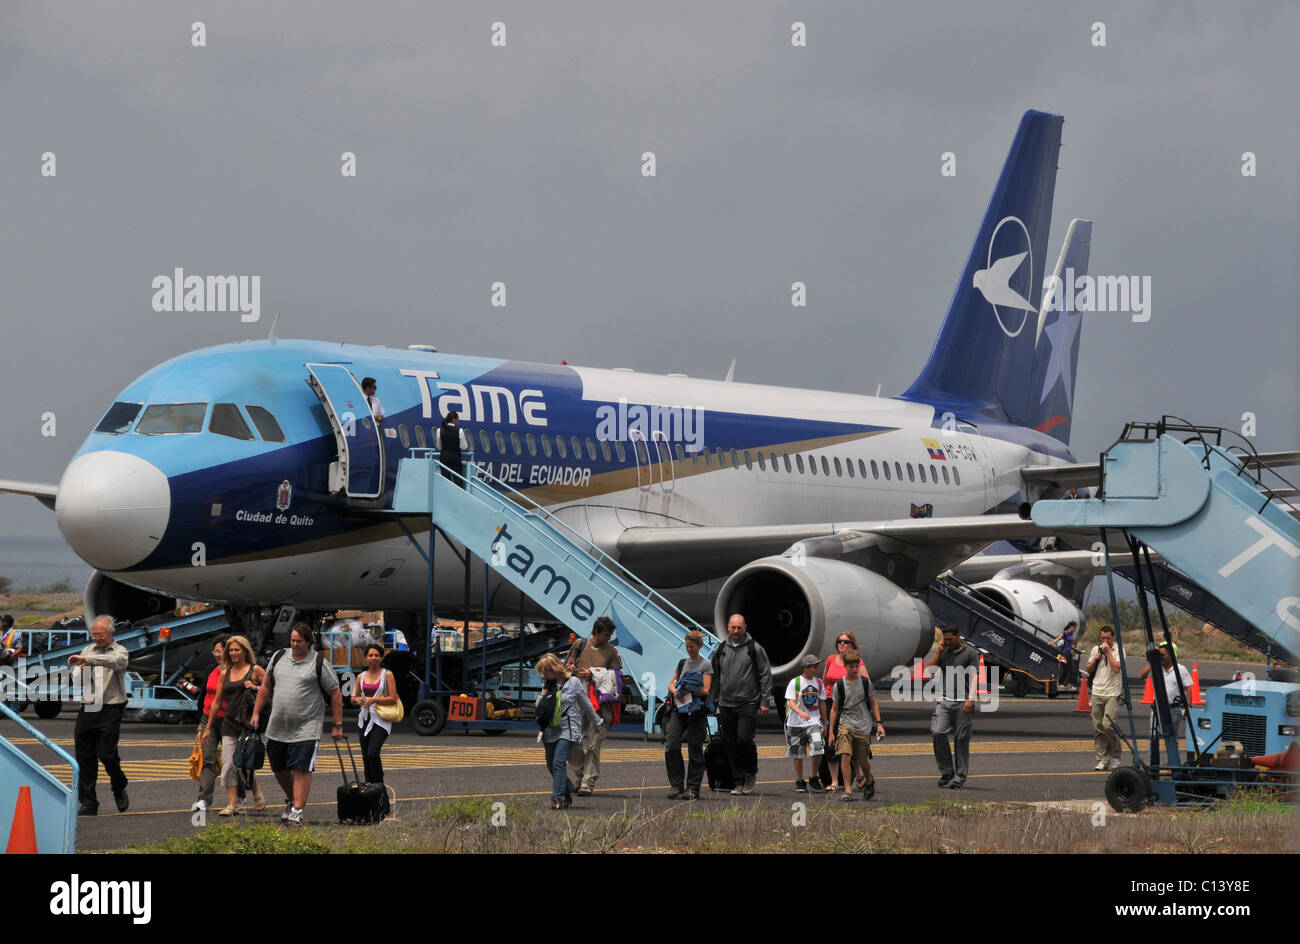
[2,110,1101,682]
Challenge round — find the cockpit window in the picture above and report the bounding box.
[209,403,254,441]
[94,402,142,435]
[136,403,207,435]
[245,405,286,443]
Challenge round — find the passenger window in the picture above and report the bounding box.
[479,429,491,454]
[525,433,537,457]
[541,435,553,458]
[571,436,582,459]
[209,403,254,441]
[844,458,852,478]
[883,462,891,481]
[894,462,903,480]
[511,432,522,455]
[770,452,778,471]
[675,444,685,462]
[918,464,926,483]
[859,460,867,478]
[744,450,752,470]
[137,403,207,435]
[718,449,729,468]
[796,454,805,474]
[757,451,766,471]
[412,425,425,448]
[907,463,915,482]
[931,464,938,482]
[783,454,792,473]
[496,430,507,454]
[246,405,286,443]
[821,456,830,476]
[95,402,142,435]
[556,435,567,459]
[585,437,597,461]
[613,441,624,462]
[635,439,650,464]
[704,450,712,468]
[398,425,411,448]
[731,450,740,469]
[942,466,950,485]
[954,467,961,486]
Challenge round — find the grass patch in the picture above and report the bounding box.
[128,823,334,855]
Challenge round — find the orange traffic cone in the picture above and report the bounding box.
[1140,675,1154,705]
[1075,675,1091,712]
[911,657,926,681]
[1189,664,1205,706]
[1250,743,1299,771]
[977,654,990,697]
[6,785,38,854]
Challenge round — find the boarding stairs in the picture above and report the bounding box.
[390,451,713,723]
[1032,423,1300,665]
[926,574,1068,696]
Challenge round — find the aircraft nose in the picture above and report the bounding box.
[56,451,170,570]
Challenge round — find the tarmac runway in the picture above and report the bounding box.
[5,659,1260,851]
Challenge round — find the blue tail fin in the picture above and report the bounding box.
[901,110,1078,443]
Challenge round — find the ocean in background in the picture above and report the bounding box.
[0,536,92,592]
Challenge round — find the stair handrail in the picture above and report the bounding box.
[414,449,709,637]
[932,573,1062,647]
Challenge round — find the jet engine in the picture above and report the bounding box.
[714,557,933,681]
[967,577,1082,638]
[84,571,177,627]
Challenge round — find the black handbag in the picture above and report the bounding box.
[233,731,265,772]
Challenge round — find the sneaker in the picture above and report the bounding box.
[862,779,875,801]
[281,800,293,822]
[548,798,563,810]
[77,803,98,817]
[741,776,756,795]
[838,791,856,802]
[576,786,594,797]
[794,780,808,793]
[948,779,965,790]
[809,777,824,792]
[191,799,208,812]
[1093,761,1107,771]
[1108,759,1122,770]
[937,774,953,788]
[286,807,303,826]
[666,788,685,799]
[729,785,744,796]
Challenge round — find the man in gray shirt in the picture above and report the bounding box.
[925,624,979,789]
[710,613,772,795]
[70,616,130,815]
[251,623,343,826]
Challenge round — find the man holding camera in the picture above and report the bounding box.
[1085,625,1125,770]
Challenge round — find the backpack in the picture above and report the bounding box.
[834,677,872,714]
[534,679,564,730]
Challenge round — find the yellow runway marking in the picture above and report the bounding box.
[47,740,1102,786]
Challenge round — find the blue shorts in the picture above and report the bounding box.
[267,738,319,773]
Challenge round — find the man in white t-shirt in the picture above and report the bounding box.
[1138,641,1192,765]
[784,655,827,793]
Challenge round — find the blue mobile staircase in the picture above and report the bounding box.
[0,702,78,853]
[1032,421,1299,809]
[391,452,715,732]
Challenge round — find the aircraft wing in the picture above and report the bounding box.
[614,513,1063,587]
[1021,449,1300,492]
[0,480,58,511]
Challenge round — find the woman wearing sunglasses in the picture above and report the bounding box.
[819,632,860,792]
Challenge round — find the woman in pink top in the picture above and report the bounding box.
[821,631,861,791]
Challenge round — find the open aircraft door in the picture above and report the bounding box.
[306,363,385,500]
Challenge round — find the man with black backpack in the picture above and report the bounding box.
[250,623,343,826]
[711,613,772,796]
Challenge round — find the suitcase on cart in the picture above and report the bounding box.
[705,734,734,792]
[334,737,390,823]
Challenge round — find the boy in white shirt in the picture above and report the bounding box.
[784,654,827,793]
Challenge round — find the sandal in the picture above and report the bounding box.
[217,805,238,816]
[253,791,267,812]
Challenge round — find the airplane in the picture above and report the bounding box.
[0,110,1125,682]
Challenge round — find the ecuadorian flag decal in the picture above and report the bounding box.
[923,438,947,461]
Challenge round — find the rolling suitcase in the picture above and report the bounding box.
[705,734,734,792]
[334,737,390,823]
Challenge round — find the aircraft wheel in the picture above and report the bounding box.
[1105,765,1151,813]
[1045,680,1060,699]
[34,700,62,720]
[410,698,447,737]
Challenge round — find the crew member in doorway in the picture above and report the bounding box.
[435,411,470,483]
[361,377,384,424]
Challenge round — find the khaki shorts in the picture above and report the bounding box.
[834,727,873,769]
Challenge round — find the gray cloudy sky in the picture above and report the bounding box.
[2,1,1297,548]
